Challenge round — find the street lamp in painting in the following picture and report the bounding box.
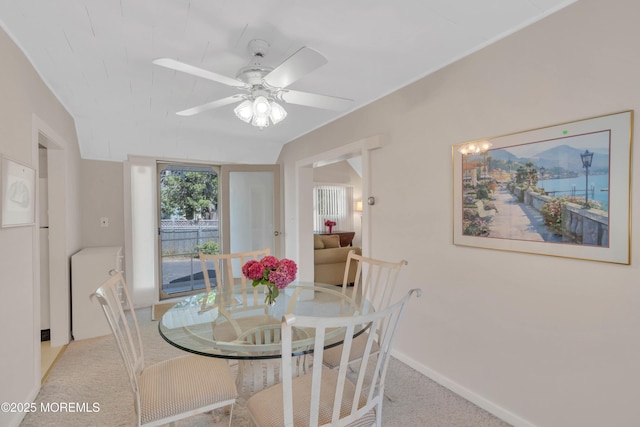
[580,150,594,208]
[539,166,545,191]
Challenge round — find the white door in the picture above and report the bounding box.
[220,165,281,258]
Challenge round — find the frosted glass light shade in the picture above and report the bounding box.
[252,113,269,128]
[234,100,254,123]
[234,96,287,128]
[253,96,271,115]
[269,101,287,124]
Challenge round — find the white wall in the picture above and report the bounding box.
[79,159,124,248]
[278,0,640,425]
[0,27,82,427]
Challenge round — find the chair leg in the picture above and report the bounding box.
[236,361,247,395]
[226,404,235,427]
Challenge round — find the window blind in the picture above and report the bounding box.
[313,185,353,232]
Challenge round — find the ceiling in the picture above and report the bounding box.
[0,0,575,164]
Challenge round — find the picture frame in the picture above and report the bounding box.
[452,110,633,264]
[1,156,36,227]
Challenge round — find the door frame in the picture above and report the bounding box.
[292,135,383,282]
[156,161,221,299]
[32,117,70,348]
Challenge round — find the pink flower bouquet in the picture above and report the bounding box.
[324,219,336,233]
[242,256,298,305]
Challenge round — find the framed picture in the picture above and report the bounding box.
[1,156,36,227]
[452,110,632,264]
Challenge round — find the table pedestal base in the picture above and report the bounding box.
[236,355,310,395]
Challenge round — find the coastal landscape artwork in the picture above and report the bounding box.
[452,111,632,264]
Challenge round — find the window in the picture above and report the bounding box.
[313,185,353,232]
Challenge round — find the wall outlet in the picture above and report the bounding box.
[100,217,109,227]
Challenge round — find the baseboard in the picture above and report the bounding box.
[391,349,537,427]
[3,384,40,427]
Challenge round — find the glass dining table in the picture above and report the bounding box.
[159,282,371,358]
[158,282,371,393]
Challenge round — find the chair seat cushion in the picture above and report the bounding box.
[322,333,379,369]
[213,313,279,343]
[139,354,237,425]
[247,369,376,427]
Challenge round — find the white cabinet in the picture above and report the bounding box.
[71,246,123,340]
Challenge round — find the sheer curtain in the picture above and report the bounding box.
[313,185,353,232]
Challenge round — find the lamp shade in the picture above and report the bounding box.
[234,100,254,123]
[253,96,271,115]
[251,113,270,128]
[269,101,287,124]
[234,96,288,128]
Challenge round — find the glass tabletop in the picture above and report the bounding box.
[158,282,372,360]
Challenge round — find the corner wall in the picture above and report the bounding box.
[277,0,640,425]
[0,26,82,427]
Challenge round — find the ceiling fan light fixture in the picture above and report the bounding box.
[269,101,287,125]
[234,100,254,123]
[253,96,271,115]
[251,113,270,128]
[234,96,287,128]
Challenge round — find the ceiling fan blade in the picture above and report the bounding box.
[176,95,243,116]
[263,47,328,89]
[153,58,248,89]
[280,90,353,111]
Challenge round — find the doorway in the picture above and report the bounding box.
[38,144,62,382]
[312,157,362,248]
[156,163,281,300]
[35,123,70,385]
[157,163,219,299]
[294,136,381,282]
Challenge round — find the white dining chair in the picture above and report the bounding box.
[322,251,407,370]
[199,248,276,340]
[91,271,238,427]
[199,247,271,307]
[246,288,422,427]
[235,323,311,393]
[199,248,281,393]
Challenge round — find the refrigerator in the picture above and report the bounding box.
[71,246,123,340]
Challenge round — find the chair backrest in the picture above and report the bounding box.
[199,248,270,306]
[342,251,407,311]
[281,288,421,427]
[91,271,144,400]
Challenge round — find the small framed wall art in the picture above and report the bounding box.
[1,155,36,227]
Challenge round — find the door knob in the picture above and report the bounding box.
[274,231,280,236]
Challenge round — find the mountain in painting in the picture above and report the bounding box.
[490,144,609,173]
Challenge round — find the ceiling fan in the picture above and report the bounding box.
[153,39,353,128]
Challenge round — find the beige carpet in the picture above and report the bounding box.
[21,306,512,427]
